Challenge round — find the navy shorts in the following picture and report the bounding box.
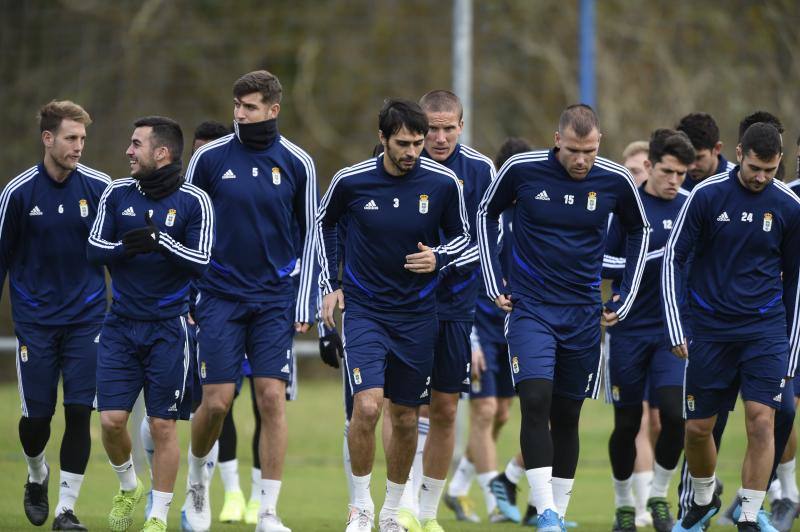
[505,297,602,400]
[607,333,684,407]
[684,337,788,419]
[14,322,101,418]
[97,313,192,420]
[432,320,471,394]
[195,293,294,384]
[342,312,437,407]
[470,340,515,399]
[793,373,800,398]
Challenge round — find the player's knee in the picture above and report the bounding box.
[202,392,234,420]
[148,416,177,442]
[429,394,458,427]
[518,379,552,423]
[745,408,775,443]
[684,418,714,442]
[353,395,382,427]
[613,405,643,440]
[550,395,583,429]
[390,406,418,434]
[256,385,286,417]
[470,399,497,428]
[100,411,128,435]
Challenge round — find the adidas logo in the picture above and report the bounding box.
[535,190,550,201]
[774,393,782,401]
[419,389,429,399]
[28,206,43,216]
[60,481,69,488]
[462,377,470,385]
[221,169,236,180]
[364,199,379,210]
[122,207,136,216]
[717,211,730,222]
[167,403,177,412]
[281,364,290,373]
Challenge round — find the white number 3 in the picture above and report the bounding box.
[393,198,399,208]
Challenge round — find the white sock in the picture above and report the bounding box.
[149,490,173,522]
[218,459,240,493]
[477,471,498,514]
[691,476,715,506]
[343,422,354,505]
[55,471,84,516]
[250,468,261,502]
[552,477,574,517]
[631,470,652,514]
[206,441,219,482]
[767,478,782,504]
[188,448,210,485]
[24,451,48,484]
[526,467,557,514]
[412,418,428,499]
[613,476,635,508]
[650,463,676,499]
[111,456,138,491]
[260,479,281,514]
[380,480,407,521]
[139,416,155,473]
[778,458,799,502]
[352,473,374,514]
[398,468,417,514]
[418,476,445,521]
[447,456,476,497]
[739,488,766,523]
[505,456,525,485]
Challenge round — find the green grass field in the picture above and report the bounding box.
[0,377,765,531]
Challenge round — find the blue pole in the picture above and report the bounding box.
[579,0,596,108]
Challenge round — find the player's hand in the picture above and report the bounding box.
[471,347,487,382]
[319,330,344,369]
[494,294,513,312]
[671,342,688,359]
[601,293,621,326]
[187,312,196,326]
[601,308,619,326]
[294,322,311,333]
[122,212,160,256]
[322,289,344,329]
[404,242,437,273]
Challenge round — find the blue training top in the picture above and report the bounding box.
[317,155,470,321]
[478,148,650,320]
[662,168,800,376]
[185,133,318,323]
[0,163,110,325]
[88,178,214,320]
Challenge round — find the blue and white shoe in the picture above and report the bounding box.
[488,473,521,523]
[671,494,720,531]
[536,509,563,532]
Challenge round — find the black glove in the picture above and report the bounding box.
[319,330,344,369]
[122,212,160,256]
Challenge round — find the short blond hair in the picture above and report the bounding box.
[622,140,648,161]
[38,100,92,133]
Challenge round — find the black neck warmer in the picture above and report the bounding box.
[136,161,184,200]
[235,118,278,150]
